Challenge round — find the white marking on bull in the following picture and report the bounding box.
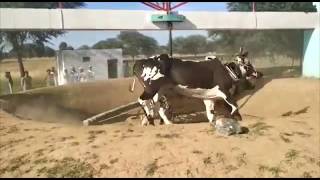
[152,93,159,102]
[158,107,172,125]
[141,66,164,83]
[152,93,172,125]
[203,99,215,123]
[239,65,246,77]
[174,85,237,115]
[138,98,154,117]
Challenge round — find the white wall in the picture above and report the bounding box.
[0,8,318,30]
[56,49,123,85]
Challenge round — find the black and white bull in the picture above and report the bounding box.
[132,54,244,126]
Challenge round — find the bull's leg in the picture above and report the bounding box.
[203,99,215,124]
[158,95,173,125]
[221,90,242,121]
[138,91,156,126]
[215,87,242,121]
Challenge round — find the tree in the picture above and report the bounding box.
[58,42,74,50]
[118,31,141,60]
[139,36,159,57]
[172,36,186,54]
[172,35,208,56]
[158,45,169,54]
[184,35,207,56]
[0,2,85,77]
[59,42,68,50]
[117,31,159,60]
[43,46,55,57]
[66,46,74,50]
[77,45,90,50]
[208,2,316,61]
[92,38,123,49]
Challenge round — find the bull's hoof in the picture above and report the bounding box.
[141,115,156,126]
[141,117,149,126]
[214,117,242,136]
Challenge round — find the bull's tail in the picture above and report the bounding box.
[129,78,136,93]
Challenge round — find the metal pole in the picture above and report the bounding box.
[167,2,173,57]
[252,2,255,12]
[58,2,63,8]
[168,22,173,57]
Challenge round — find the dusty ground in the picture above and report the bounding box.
[0,77,319,178]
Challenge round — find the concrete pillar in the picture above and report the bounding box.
[302,2,320,78]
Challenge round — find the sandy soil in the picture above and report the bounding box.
[0,77,319,178]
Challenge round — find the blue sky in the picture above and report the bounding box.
[48,2,228,50]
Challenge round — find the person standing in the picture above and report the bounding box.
[78,67,87,82]
[51,67,58,86]
[21,71,32,91]
[3,72,13,94]
[86,65,95,81]
[44,69,55,87]
[63,69,70,84]
[70,66,78,83]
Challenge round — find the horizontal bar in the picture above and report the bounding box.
[0,8,318,30]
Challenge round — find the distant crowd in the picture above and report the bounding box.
[3,70,33,95]
[63,65,95,84]
[3,65,95,95]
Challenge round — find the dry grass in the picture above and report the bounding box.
[36,157,97,178]
[145,159,158,177]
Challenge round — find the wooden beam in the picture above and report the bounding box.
[0,8,318,30]
[83,101,140,126]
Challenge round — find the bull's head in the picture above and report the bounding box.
[235,50,263,80]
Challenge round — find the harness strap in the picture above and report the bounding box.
[225,65,240,82]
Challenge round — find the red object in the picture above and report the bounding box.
[141,2,188,13]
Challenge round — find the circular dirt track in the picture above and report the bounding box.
[0,77,319,178]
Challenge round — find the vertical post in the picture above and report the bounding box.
[252,2,255,12]
[167,2,173,57]
[168,22,173,57]
[58,2,63,8]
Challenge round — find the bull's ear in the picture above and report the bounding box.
[157,54,170,61]
[157,54,171,75]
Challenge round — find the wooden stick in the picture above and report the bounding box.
[83,101,140,126]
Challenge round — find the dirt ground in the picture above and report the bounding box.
[0,77,319,178]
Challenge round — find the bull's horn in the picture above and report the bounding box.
[239,47,244,55]
[129,78,136,93]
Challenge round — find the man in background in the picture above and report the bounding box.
[78,67,87,82]
[21,71,32,91]
[63,69,70,84]
[87,65,95,81]
[51,67,58,86]
[4,72,13,94]
[70,66,78,83]
[44,69,55,87]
